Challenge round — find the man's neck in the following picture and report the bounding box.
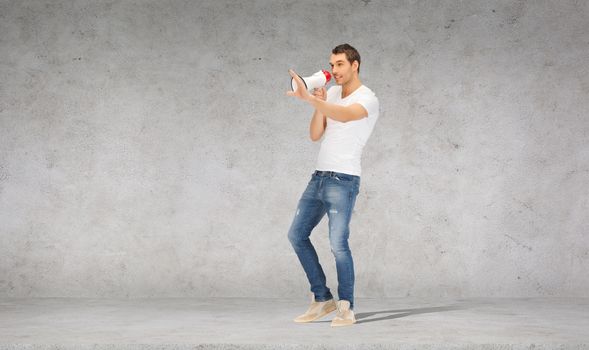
[341,77,362,99]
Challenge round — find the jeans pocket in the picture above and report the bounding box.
[334,174,354,182]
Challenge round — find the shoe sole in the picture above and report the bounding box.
[293,304,337,323]
[330,319,356,327]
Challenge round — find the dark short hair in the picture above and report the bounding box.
[332,43,361,74]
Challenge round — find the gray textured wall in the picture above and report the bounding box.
[0,0,588,298]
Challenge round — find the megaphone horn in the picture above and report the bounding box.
[291,70,332,92]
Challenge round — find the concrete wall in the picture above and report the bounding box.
[0,0,588,298]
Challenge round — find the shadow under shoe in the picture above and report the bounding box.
[294,293,337,323]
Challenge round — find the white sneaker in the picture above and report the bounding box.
[293,293,337,323]
[330,299,356,327]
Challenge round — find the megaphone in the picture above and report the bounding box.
[290,70,332,92]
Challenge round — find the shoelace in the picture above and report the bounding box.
[336,304,346,317]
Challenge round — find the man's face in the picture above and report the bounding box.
[329,53,356,85]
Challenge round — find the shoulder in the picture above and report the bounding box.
[358,86,378,103]
[360,85,377,98]
[353,86,379,117]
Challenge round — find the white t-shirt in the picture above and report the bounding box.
[315,84,379,177]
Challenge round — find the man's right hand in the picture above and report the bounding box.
[312,87,327,101]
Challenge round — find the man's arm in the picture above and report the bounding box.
[310,109,327,142]
[286,69,367,123]
[306,97,368,123]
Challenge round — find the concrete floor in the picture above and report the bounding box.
[0,297,588,349]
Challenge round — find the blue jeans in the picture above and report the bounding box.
[287,170,360,310]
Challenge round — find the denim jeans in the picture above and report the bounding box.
[287,170,360,310]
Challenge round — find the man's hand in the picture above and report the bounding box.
[313,86,327,101]
[286,69,314,102]
[286,69,357,123]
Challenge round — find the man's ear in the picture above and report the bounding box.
[352,60,359,74]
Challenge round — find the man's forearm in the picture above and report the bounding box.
[309,109,326,141]
[306,96,351,123]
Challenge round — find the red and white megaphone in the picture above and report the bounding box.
[290,70,332,92]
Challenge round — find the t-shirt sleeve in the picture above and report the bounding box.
[356,93,379,119]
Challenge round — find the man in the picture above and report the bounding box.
[285,43,380,327]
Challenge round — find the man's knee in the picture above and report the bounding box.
[330,239,350,255]
[289,223,315,245]
[287,230,297,244]
[287,226,303,244]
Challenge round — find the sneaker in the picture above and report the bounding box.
[330,299,356,327]
[293,293,337,323]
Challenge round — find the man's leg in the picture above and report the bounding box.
[287,175,333,302]
[321,173,360,310]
